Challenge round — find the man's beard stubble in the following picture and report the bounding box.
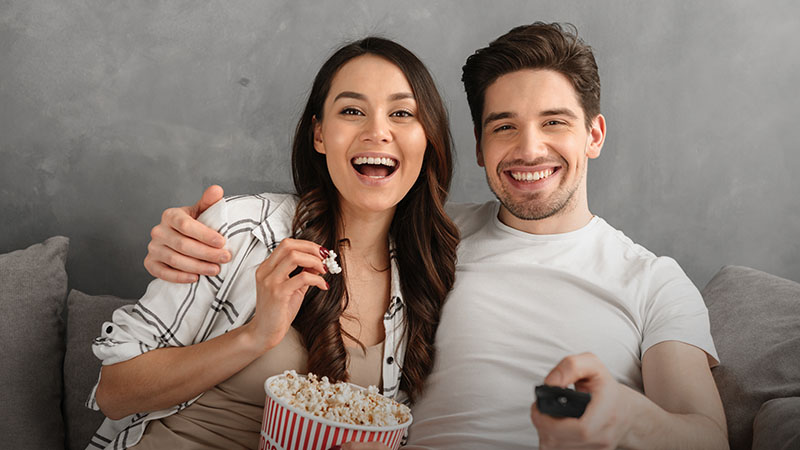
[486,160,584,221]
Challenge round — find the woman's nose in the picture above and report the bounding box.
[362,115,392,144]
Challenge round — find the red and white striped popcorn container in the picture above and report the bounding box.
[259,374,412,450]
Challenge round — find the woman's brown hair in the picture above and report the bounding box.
[290,37,459,402]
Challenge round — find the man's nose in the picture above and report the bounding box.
[362,114,393,144]
[516,126,548,157]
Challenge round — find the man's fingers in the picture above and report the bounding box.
[161,207,227,252]
[149,241,222,276]
[195,185,224,216]
[145,260,200,284]
[158,224,230,265]
[544,352,603,387]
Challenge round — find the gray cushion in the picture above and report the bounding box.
[752,397,800,450]
[0,236,69,449]
[63,290,136,450]
[702,266,800,450]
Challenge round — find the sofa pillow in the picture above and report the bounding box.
[63,289,136,450]
[0,236,69,449]
[702,266,800,450]
[752,397,800,450]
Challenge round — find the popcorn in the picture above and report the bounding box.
[268,370,410,427]
[323,249,342,274]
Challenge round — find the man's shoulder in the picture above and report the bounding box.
[592,217,691,287]
[446,201,497,236]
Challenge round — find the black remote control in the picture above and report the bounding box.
[534,385,591,418]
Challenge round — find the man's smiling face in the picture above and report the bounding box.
[477,69,604,229]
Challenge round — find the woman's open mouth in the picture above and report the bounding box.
[351,156,399,179]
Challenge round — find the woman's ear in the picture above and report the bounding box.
[313,116,325,155]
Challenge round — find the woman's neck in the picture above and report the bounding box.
[338,204,394,265]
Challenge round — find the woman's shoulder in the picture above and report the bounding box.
[198,192,299,240]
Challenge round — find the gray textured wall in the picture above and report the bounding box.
[2,0,798,299]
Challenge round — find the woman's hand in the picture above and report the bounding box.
[243,238,330,352]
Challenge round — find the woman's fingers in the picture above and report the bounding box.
[259,238,328,276]
[273,250,327,278]
[284,270,329,293]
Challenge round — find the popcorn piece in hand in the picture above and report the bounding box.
[323,249,342,274]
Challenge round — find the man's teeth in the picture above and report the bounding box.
[352,156,396,167]
[510,169,554,182]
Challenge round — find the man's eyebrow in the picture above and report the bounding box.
[483,111,516,128]
[541,108,579,119]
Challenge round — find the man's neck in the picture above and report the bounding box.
[497,204,594,235]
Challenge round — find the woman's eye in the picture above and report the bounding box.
[340,108,363,116]
[391,110,413,118]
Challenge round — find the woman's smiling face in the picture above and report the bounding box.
[313,54,427,217]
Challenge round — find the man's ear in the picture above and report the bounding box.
[474,127,485,167]
[313,116,325,155]
[586,114,606,159]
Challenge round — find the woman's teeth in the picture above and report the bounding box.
[352,156,396,167]
[510,169,554,182]
[352,156,398,178]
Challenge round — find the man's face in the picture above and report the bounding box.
[478,69,603,225]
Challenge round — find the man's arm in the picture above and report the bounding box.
[530,348,728,450]
[143,185,231,282]
[627,341,728,448]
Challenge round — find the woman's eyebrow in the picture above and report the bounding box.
[389,92,414,101]
[333,91,414,102]
[333,91,365,102]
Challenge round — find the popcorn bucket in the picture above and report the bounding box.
[259,374,411,450]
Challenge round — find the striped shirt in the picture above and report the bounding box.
[86,193,408,450]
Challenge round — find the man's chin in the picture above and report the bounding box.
[502,202,562,221]
[494,190,570,222]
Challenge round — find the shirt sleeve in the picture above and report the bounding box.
[91,198,232,366]
[641,256,720,366]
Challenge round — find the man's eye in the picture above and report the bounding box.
[493,125,513,133]
[341,108,363,116]
[545,120,564,126]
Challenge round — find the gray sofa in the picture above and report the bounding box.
[1,237,798,450]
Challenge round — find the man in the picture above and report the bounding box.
[142,23,728,449]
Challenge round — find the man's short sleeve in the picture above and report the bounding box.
[641,257,720,366]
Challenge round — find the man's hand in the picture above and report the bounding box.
[531,347,728,450]
[531,353,633,449]
[143,185,232,283]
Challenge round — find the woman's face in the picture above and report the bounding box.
[313,55,427,217]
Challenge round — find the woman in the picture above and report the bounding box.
[88,37,459,449]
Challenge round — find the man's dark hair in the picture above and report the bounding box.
[462,22,601,135]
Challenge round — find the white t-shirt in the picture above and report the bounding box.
[405,201,718,450]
